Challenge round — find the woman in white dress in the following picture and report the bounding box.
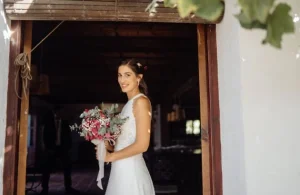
[100,59,155,195]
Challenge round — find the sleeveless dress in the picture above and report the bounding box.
[105,93,155,195]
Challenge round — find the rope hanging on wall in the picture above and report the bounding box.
[14,21,64,99]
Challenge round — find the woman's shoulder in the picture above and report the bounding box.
[133,95,151,111]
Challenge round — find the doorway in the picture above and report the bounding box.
[4,21,222,195]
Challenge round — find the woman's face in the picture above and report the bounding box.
[118,65,140,93]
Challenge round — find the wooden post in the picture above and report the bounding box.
[4,20,22,195]
[198,24,223,195]
[197,24,212,195]
[206,24,223,195]
[17,21,32,195]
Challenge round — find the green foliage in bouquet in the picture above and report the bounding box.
[70,104,128,139]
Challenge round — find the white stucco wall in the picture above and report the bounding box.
[217,0,300,195]
[0,0,10,194]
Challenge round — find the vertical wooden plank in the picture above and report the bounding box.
[4,20,22,195]
[206,24,223,195]
[17,21,32,195]
[198,24,223,195]
[197,24,212,195]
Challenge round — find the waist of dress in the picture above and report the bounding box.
[112,153,144,164]
[114,143,134,151]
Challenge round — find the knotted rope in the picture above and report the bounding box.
[14,21,64,99]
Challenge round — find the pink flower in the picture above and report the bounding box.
[85,134,91,141]
[100,112,106,118]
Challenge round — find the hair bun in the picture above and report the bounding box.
[135,62,146,74]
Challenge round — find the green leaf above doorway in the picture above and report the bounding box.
[146,0,296,49]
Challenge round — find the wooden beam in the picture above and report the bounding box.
[17,21,32,195]
[206,24,223,195]
[198,24,223,195]
[43,36,196,43]
[41,37,197,53]
[33,22,195,38]
[197,24,211,195]
[4,1,224,23]
[4,20,22,195]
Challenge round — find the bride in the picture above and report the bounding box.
[98,59,155,195]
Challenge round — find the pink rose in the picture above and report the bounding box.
[105,133,111,138]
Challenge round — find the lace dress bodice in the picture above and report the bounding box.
[114,93,144,151]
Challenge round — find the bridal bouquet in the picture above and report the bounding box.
[70,104,127,189]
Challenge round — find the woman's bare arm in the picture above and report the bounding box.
[105,96,151,162]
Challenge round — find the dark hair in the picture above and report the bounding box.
[118,58,148,96]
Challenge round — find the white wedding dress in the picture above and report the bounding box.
[105,93,155,195]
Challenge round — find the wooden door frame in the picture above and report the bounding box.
[3,21,222,195]
[4,20,23,195]
[198,24,223,195]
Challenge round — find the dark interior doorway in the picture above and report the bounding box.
[26,21,202,195]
